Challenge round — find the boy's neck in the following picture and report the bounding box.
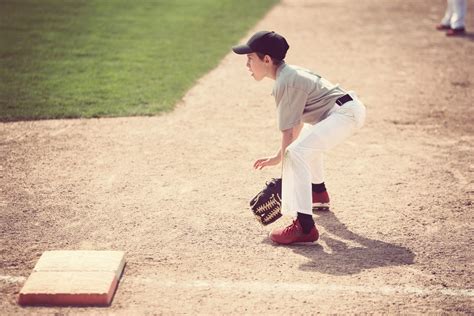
[267,63,284,80]
[268,67,277,80]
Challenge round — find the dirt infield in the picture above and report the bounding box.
[1,0,473,314]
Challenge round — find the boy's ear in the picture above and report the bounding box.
[263,55,272,64]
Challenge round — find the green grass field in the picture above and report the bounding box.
[0,0,278,121]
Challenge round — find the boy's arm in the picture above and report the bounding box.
[254,122,304,170]
[279,122,304,162]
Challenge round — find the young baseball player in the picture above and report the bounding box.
[233,31,366,245]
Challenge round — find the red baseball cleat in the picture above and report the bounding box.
[446,27,466,36]
[270,219,319,245]
[312,191,330,213]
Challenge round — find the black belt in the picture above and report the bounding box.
[336,94,353,106]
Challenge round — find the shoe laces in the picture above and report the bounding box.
[283,220,300,235]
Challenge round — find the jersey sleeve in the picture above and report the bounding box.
[275,85,308,131]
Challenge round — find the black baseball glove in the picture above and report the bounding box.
[249,178,282,225]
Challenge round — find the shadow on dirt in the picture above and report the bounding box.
[461,32,474,41]
[280,212,415,275]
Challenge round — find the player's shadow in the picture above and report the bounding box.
[269,212,415,275]
[462,32,474,41]
[447,31,474,41]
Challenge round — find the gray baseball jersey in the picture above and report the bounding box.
[272,63,346,131]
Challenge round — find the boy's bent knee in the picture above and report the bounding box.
[285,145,306,162]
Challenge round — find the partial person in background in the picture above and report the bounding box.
[436,0,467,36]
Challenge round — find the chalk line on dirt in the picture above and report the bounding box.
[128,277,474,298]
[3,274,472,299]
[0,275,27,284]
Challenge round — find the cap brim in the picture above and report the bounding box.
[232,44,253,55]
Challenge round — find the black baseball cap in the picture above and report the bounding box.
[232,31,289,60]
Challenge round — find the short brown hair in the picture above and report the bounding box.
[256,52,284,66]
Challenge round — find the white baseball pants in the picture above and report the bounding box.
[441,0,467,29]
[281,92,366,217]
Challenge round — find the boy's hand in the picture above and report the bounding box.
[253,155,281,170]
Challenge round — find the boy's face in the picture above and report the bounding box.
[246,53,270,81]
